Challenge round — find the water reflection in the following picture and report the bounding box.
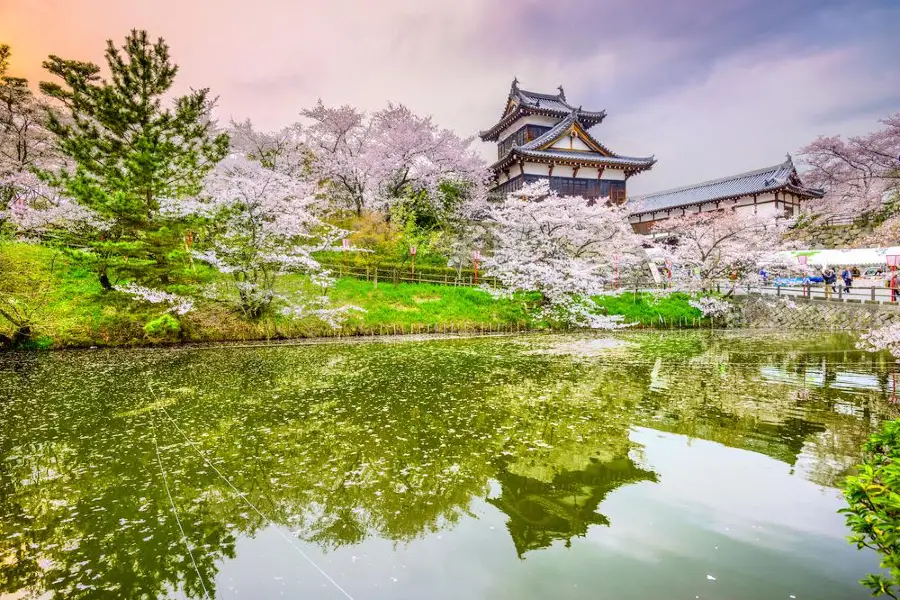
[0,331,896,599]
[489,455,658,558]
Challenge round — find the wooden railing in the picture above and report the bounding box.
[319,262,499,287]
[821,215,858,227]
[733,281,900,304]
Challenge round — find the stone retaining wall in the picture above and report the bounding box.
[784,223,871,249]
[732,295,900,330]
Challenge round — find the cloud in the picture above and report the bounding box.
[2,0,898,193]
[606,43,900,194]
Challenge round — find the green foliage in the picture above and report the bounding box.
[322,210,452,272]
[143,313,181,340]
[842,419,900,598]
[321,277,533,329]
[0,240,59,347]
[37,29,228,289]
[592,292,705,327]
[0,43,9,77]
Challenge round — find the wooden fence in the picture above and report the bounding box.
[319,262,499,287]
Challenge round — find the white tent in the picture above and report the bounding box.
[762,247,900,269]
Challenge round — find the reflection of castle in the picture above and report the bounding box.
[488,455,658,558]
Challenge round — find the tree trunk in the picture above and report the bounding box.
[11,325,32,347]
[99,272,113,290]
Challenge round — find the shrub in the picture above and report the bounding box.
[842,419,900,597]
[143,314,182,341]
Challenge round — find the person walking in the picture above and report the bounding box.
[822,267,837,299]
[841,267,853,294]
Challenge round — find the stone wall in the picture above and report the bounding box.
[784,223,871,249]
[732,295,900,330]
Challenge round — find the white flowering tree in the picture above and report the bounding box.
[1,45,57,207]
[799,113,900,218]
[0,44,93,236]
[115,283,194,316]
[227,119,308,178]
[859,323,900,360]
[688,296,732,328]
[652,210,789,292]
[301,101,487,216]
[481,181,645,328]
[186,155,359,322]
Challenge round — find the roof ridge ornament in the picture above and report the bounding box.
[510,77,519,95]
[557,85,566,100]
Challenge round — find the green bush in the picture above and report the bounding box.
[143,314,182,341]
[842,419,900,597]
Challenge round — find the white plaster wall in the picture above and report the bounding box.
[572,136,592,151]
[549,135,592,151]
[629,197,784,226]
[507,162,627,181]
[522,162,550,175]
[497,115,559,142]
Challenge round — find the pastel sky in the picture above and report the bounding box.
[2,0,899,194]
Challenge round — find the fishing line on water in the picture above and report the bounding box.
[149,412,212,600]
[148,385,357,600]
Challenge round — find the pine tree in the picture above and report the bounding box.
[38,30,228,289]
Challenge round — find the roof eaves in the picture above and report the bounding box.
[639,163,786,201]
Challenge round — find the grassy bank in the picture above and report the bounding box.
[0,242,705,349]
[593,292,705,328]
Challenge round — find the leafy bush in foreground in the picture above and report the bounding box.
[842,419,900,598]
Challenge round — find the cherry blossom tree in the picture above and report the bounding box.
[652,210,789,292]
[864,213,900,247]
[115,282,193,315]
[799,113,900,218]
[481,181,644,328]
[689,296,732,328]
[2,171,103,239]
[186,154,359,322]
[301,101,487,216]
[0,43,66,225]
[858,323,900,360]
[227,119,308,178]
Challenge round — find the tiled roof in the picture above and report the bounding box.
[479,79,606,141]
[515,87,605,119]
[489,110,655,171]
[627,156,824,215]
[515,149,655,167]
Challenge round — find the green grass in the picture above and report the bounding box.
[593,292,705,327]
[0,242,706,349]
[325,278,531,328]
